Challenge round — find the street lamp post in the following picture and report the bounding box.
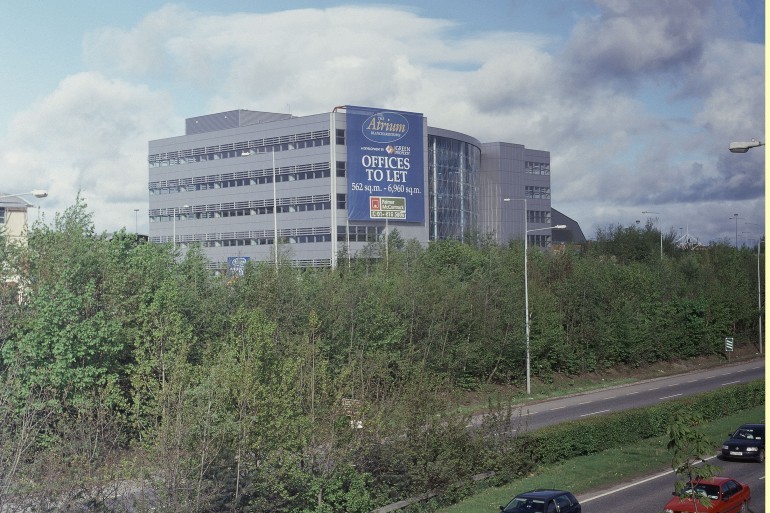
[757,240,764,354]
[641,211,663,259]
[729,139,764,153]
[729,214,742,248]
[0,190,48,201]
[503,197,566,394]
[172,205,189,249]
[523,223,566,394]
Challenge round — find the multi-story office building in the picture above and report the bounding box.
[148,107,575,270]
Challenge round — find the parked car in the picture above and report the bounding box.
[721,423,764,462]
[499,489,581,513]
[662,477,750,513]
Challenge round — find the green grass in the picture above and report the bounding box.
[435,406,765,513]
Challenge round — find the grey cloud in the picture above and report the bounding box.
[563,0,710,87]
[671,154,765,202]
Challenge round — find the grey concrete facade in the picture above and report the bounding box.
[148,109,429,269]
[478,142,553,246]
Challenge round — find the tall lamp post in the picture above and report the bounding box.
[641,211,663,259]
[757,239,764,354]
[729,214,743,248]
[728,138,763,351]
[503,197,566,394]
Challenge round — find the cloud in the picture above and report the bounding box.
[2,1,762,242]
[1,72,176,232]
[564,0,712,93]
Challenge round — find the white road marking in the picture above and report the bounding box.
[659,393,682,400]
[581,455,718,503]
[580,409,610,417]
[721,380,741,386]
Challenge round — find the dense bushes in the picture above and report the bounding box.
[0,200,764,512]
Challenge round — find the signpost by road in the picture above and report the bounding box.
[725,337,734,362]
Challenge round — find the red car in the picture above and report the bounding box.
[662,477,750,513]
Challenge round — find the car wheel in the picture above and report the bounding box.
[757,448,765,463]
[739,500,748,513]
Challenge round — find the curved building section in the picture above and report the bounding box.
[427,128,481,242]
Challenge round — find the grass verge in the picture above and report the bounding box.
[436,405,765,513]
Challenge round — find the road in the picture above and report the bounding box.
[471,359,765,432]
[579,455,765,512]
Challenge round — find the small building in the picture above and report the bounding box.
[0,194,37,245]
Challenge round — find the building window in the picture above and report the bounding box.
[0,207,4,224]
[528,210,551,224]
[528,234,551,247]
[336,193,346,209]
[148,162,331,195]
[336,129,345,146]
[525,161,550,175]
[525,186,551,199]
[336,161,346,177]
[148,130,330,167]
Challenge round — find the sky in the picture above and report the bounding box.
[0,0,765,245]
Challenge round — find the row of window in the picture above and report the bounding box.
[149,131,331,167]
[150,199,335,223]
[149,164,332,195]
[525,161,550,175]
[337,225,385,242]
[528,210,552,224]
[528,234,552,248]
[525,186,551,199]
[216,234,332,247]
[150,223,383,247]
[0,208,4,224]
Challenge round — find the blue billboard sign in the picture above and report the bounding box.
[227,256,250,276]
[346,106,424,222]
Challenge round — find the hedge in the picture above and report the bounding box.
[524,380,764,465]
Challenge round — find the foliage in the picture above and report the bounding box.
[666,411,720,511]
[0,201,764,511]
[529,381,763,465]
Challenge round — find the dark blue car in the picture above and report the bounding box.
[721,423,765,462]
[500,489,581,513]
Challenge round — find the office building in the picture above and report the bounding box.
[148,107,578,270]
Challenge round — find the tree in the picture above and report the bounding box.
[666,411,720,512]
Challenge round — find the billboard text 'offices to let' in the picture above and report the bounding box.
[346,107,424,223]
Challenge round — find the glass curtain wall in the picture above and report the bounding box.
[428,135,480,241]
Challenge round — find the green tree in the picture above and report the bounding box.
[666,411,720,512]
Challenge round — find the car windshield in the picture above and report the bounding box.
[682,484,719,500]
[733,428,762,440]
[503,497,546,512]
